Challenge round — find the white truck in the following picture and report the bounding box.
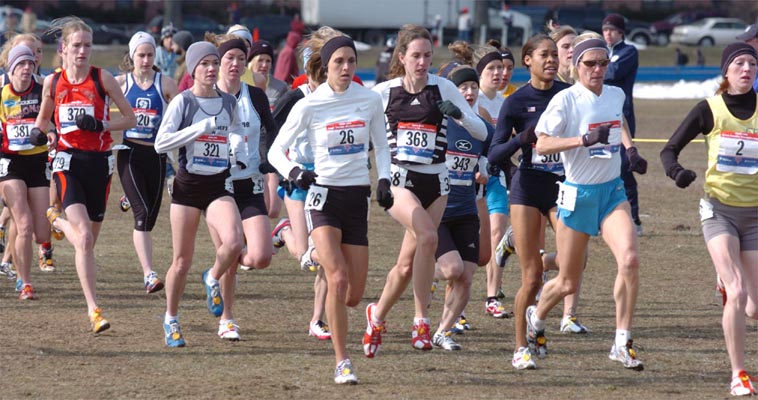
[301,0,532,47]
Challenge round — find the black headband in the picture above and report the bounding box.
[451,68,479,87]
[218,38,248,59]
[320,36,357,65]
[476,52,503,74]
[572,38,608,67]
[501,50,515,64]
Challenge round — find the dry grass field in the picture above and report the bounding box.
[0,61,755,399]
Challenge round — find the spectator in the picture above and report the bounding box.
[20,7,36,35]
[273,18,304,85]
[0,8,18,46]
[602,13,643,236]
[736,23,758,91]
[457,7,472,42]
[375,36,395,84]
[675,47,689,67]
[696,49,705,67]
[431,14,442,47]
[155,23,178,78]
[172,30,194,91]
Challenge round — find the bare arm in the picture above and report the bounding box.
[34,74,57,148]
[535,132,583,155]
[161,74,179,103]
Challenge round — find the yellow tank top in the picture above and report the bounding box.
[502,83,517,98]
[703,94,758,207]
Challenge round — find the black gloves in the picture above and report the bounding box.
[519,125,538,145]
[75,114,105,132]
[437,100,462,119]
[376,178,394,210]
[674,168,697,188]
[626,147,648,174]
[258,162,278,174]
[582,124,610,147]
[30,128,48,146]
[288,166,317,190]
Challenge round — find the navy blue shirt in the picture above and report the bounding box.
[604,40,638,136]
[488,81,571,172]
[443,115,493,219]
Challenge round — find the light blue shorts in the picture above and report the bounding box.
[281,163,314,202]
[485,173,509,216]
[557,177,626,236]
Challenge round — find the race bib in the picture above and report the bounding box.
[5,118,36,151]
[224,178,234,194]
[530,144,564,174]
[59,103,94,134]
[396,122,437,164]
[389,164,408,188]
[716,131,758,175]
[446,150,478,186]
[51,151,72,172]
[304,185,328,211]
[0,158,9,177]
[588,144,620,159]
[192,134,229,173]
[699,198,715,221]
[126,108,158,139]
[586,120,621,159]
[326,121,366,156]
[439,170,451,196]
[107,154,115,175]
[252,174,265,195]
[555,181,577,212]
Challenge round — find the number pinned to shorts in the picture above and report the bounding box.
[304,185,328,211]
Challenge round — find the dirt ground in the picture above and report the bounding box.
[0,99,755,399]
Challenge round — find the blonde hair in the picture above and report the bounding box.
[303,26,346,84]
[471,44,501,66]
[547,24,577,44]
[569,31,602,82]
[0,33,42,69]
[447,40,473,65]
[388,24,433,79]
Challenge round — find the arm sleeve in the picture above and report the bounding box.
[369,93,391,181]
[271,89,302,139]
[488,97,524,167]
[660,100,712,179]
[535,93,569,138]
[268,100,310,178]
[154,96,216,154]
[440,79,488,141]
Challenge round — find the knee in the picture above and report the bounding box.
[77,230,96,252]
[346,292,362,308]
[329,272,349,303]
[242,251,272,270]
[523,267,543,291]
[393,263,413,281]
[556,276,580,296]
[415,230,438,252]
[171,257,193,276]
[224,237,245,257]
[438,260,463,281]
[725,287,749,311]
[617,251,640,275]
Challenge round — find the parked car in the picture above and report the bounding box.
[650,10,724,46]
[553,6,606,34]
[81,18,130,45]
[625,17,655,46]
[146,14,225,40]
[670,17,748,47]
[239,15,293,46]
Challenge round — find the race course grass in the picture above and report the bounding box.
[0,98,755,399]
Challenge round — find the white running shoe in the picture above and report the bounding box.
[218,320,241,341]
[432,330,462,351]
[609,340,644,371]
[512,346,537,370]
[730,371,757,396]
[334,359,358,385]
[300,243,319,272]
[494,225,515,268]
[559,315,589,334]
[526,305,548,359]
[309,320,331,340]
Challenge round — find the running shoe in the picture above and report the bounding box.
[559,315,589,334]
[334,358,358,385]
[164,319,185,347]
[0,226,5,253]
[144,271,164,294]
[46,207,64,240]
[411,319,433,351]
[362,303,385,358]
[485,299,512,319]
[495,225,515,268]
[432,330,461,351]
[730,371,757,396]
[0,261,15,279]
[202,268,223,317]
[15,278,22,292]
[716,275,727,306]
[634,222,643,237]
[18,283,35,300]
[512,346,537,370]
[38,246,55,272]
[119,194,131,212]
[496,286,505,300]
[90,308,111,334]
[608,340,644,371]
[218,320,240,341]
[309,320,331,340]
[300,243,319,272]
[271,217,290,249]
[526,305,548,359]
[452,314,471,333]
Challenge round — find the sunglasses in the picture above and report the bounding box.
[581,59,610,68]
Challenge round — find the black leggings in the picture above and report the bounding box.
[117,141,166,232]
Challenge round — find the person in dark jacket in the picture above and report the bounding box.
[602,13,643,236]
